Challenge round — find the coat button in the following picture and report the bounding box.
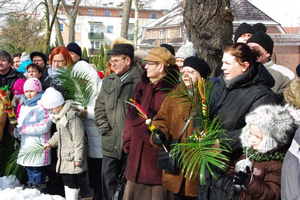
[114,146,117,149]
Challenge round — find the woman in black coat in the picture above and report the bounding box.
[198,43,277,200]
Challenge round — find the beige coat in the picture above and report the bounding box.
[47,109,87,174]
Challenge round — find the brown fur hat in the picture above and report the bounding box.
[284,78,300,108]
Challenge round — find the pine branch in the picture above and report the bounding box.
[17,140,45,165]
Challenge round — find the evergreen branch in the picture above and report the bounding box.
[17,140,45,165]
[5,148,26,181]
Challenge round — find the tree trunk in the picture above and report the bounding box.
[48,0,64,46]
[134,0,139,47]
[183,0,233,75]
[61,0,80,43]
[120,0,133,39]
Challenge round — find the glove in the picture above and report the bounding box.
[233,166,252,186]
[153,132,166,146]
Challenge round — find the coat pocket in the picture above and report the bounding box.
[62,150,75,162]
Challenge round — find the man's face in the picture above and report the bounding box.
[32,56,46,68]
[247,42,270,64]
[236,33,253,44]
[109,55,129,75]
[69,51,80,62]
[0,57,11,75]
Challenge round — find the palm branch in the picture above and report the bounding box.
[17,140,45,165]
[165,72,231,185]
[56,65,95,108]
[5,148,26,182]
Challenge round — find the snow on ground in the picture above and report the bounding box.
[0,175,65,200]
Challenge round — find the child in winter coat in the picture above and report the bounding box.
[15,78,52,191]
[233,104,300,200]
[42,87,87,200]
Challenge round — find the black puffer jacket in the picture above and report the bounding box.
[0,67,25,100]
[210,62,277,160]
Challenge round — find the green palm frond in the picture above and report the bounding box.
[17,140,45,165]
[164,72,231,185]
[5,148,26,181]
[56,65,95,107]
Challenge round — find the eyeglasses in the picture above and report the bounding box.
[146,61,159,66]
[182,69,197,75]
[109,58,126,65]
[52,59,65,64]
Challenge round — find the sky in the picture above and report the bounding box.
[250,0,300,27]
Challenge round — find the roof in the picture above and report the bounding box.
[144,0,280,28]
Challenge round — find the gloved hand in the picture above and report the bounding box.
[153,132,166,146]
[233,166,252,186]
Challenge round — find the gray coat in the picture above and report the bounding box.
[94,62,141,160]
[47,109,87,174]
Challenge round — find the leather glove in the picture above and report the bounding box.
[233,166,252,186]
[153,132,166,146]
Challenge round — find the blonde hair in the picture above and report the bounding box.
[284,78,300,108]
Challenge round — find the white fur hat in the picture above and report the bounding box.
[41,87,65,109]
[175,41,196,59]
[240,105,300,153]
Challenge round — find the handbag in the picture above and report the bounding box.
[110,155,127,200]
[157,110,196,171]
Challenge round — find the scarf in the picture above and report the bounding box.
[243,147,285,162]
[51,101,72,126]
[47,66,66,86]
[22,90,44,107]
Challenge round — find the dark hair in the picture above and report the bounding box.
[12,53,21,60]
[0,50,12,63]
[223,43,255,67]
[26,63,43,74]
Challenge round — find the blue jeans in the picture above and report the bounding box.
[26,166,46,184]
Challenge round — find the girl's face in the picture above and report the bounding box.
[248,124,263,150]
[181,66,200,89]
[25,90,38,100]
[50,105,62,114]
[52,53,66,69]
[27,67,42,79]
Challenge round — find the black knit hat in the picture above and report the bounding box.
[66,42,82,58]
[107,43,134,58]
[247,31,274,56]
[30,52,47,67]
[253,22,267,33]
[183,56,211,79]
[234,23,256,43]
[160,43,175,55]
[296,64,300,77]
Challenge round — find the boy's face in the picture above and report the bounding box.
[248,124,263,150]
[27,67,42,79]
[25,90,38,100]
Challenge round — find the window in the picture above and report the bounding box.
[91,41,100,49]
[149,30,153,38]
[88,10,95,16]
[70,8,73,14]
[119,11,123,17]
[107,26,113,33]
[159,30,163,38]
[104,10,111,17]
[59,24,64,31]
[151,13,157,19]
[75,24,80,33]
[178,28,182,37]
[167,29,170,38]
[90,25,100,33]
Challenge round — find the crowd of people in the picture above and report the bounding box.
[0,22,299,200]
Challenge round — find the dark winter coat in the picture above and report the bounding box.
[94,62,142,160]
[123,68,179,185]
[151,84,198,197]
[0,67,25,100]
[210,62,277,160]
[198,62,278,200]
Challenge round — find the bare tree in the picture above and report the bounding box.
[61,0,80,43]
[47,0,64,46]
[120,0,132,39]
[183,0,233,74]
